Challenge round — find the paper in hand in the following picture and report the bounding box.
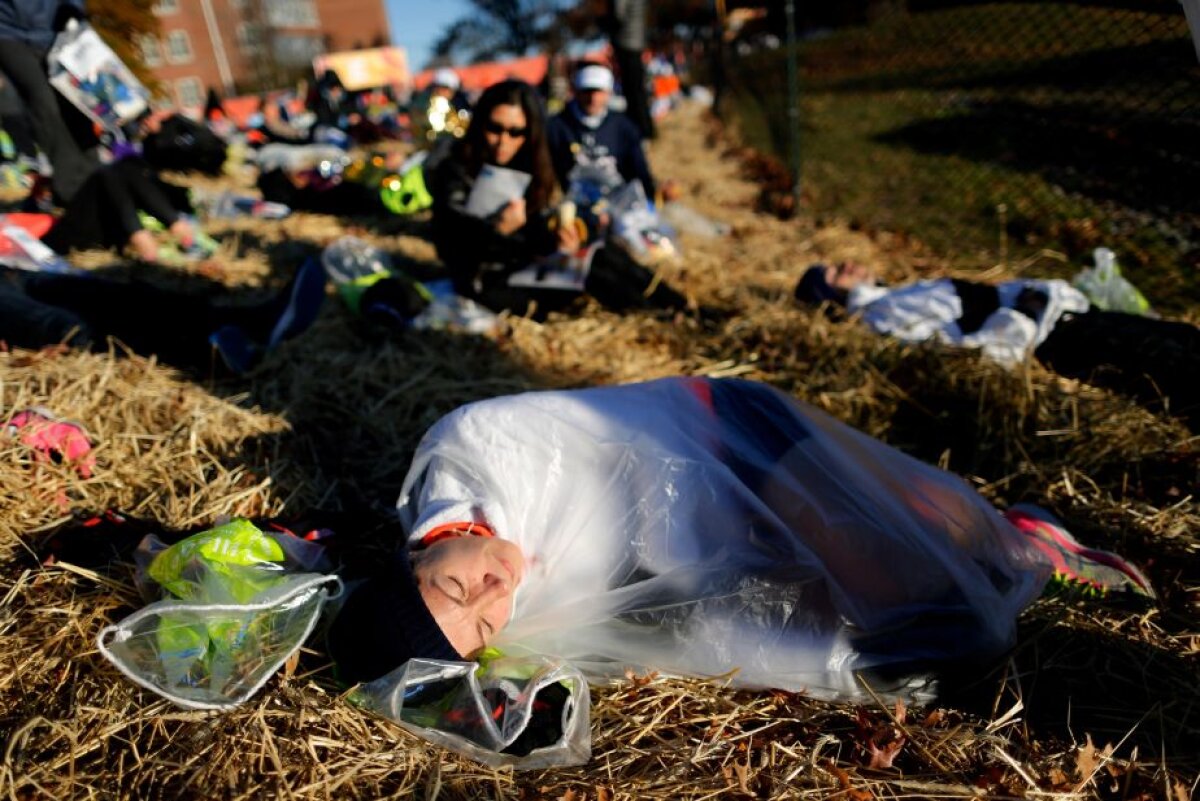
[465,165,532,219]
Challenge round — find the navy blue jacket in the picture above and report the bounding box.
[547,103,655,200]
[0,0,84,50]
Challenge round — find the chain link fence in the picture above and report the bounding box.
[720,1,1200,309]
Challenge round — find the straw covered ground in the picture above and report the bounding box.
[1,102,1197,799]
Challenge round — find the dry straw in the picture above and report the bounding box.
[1,103,1196,799]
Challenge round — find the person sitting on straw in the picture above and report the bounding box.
[546,63,656,202]
[328,377,1153,698]
[426,79,687,319]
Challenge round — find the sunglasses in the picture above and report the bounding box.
[484,120,529,138]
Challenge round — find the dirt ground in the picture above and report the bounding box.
[1,100,1197,799]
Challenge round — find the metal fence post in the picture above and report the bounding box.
[785,0,802,212]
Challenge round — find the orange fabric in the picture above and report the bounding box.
[413,55,550,93]
[652,75,681,98]
[419,521,497,547]
[2,213,55,238]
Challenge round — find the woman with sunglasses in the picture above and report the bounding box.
[427,79,686,318]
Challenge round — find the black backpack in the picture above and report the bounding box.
[143,114,228,176]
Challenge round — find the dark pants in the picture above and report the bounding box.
[614,46,655,140]
[0,269,275,371]
[41,158,187,254]
[0,38,97,202]
[0,276,92,349]
[1035,310,1200,430]
[0,78,38,159]
[470,242,686,320]
[258,169,384,217]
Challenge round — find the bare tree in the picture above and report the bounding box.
[431,0,564,65]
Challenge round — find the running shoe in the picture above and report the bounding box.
[1005,503,1154,600]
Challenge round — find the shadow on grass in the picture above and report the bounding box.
[875,100,1200,222]
[938,609,1200,768]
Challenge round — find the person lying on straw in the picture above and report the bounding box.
[328,377,1153,700]
[794,262,1200,430]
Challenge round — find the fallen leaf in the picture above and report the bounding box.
[827,760,872,801]
[1075,735,1099,780]
[732,760,751,794]
[868,737,905,770]
[622,669,659,687]
[282,650,300,680]
[921,709,945,727]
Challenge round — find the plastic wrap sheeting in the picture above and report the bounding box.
[398,378,1051,701]
[98,520,341,710]
[354,655,591,769]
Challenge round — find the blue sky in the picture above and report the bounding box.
[386,0,474,72]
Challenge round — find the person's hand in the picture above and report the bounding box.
[556,218,582,253]
[128,229,159,263]
[495,198,526,235]
[169,218,195,249]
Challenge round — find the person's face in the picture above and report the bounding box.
[411,535,526,657]
[431,85,454,100]
[577,87,610,117]
[825,261,874,293]
[483,103,528,166]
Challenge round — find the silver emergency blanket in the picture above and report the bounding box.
[397,377,1050,700]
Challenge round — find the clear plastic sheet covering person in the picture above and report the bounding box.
[98,520,342,710]
[397,377,1051,701]
[353,654,591,769]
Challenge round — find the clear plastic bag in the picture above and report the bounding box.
[353,654,590,769]
[605,180,681,267]
[98,520,342,710]
[47,20,149,137]
[1072,247,1152,315]
[0,217,80,274]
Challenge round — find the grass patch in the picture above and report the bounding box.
[722,2,1200,313]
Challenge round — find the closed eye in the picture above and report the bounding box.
[448,577,467,601]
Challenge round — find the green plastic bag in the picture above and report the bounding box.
[1073,247,1152,316]
[98,519,341,710]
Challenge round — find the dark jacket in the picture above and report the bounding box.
[426,154,555,296]
[547,103,655,200]
[0,0,84,50]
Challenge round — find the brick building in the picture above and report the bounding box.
[314,0,391,52]
[140,0,391,108]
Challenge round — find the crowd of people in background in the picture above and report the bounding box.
[0,0,1196,422]
[0,0,701,375]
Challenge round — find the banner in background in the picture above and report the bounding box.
[411,54,550,93]
[313,46,410,91]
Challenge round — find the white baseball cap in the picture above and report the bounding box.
[574,64,614,92]
[431,68,461,91]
